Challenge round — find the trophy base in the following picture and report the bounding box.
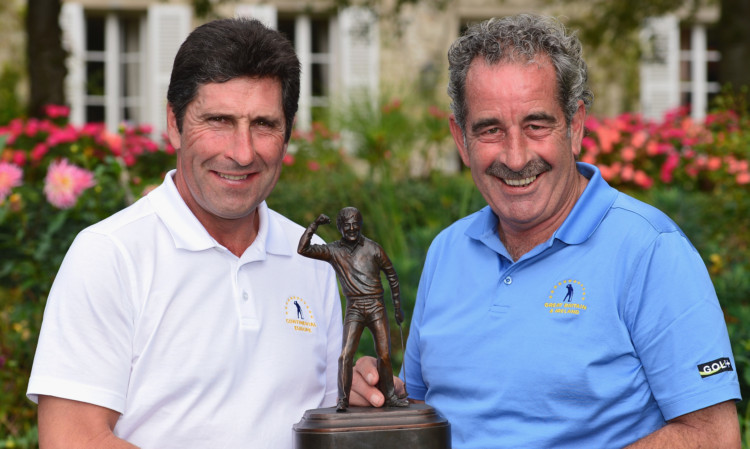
[293,403,451,448]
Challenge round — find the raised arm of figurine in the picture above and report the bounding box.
[298,214,331,257]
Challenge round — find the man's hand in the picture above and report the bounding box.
[394,306,404,325]
[350,356,411,407]
[315,214,331,226]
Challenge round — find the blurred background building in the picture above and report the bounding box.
[0,0,732,135]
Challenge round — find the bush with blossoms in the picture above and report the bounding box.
[581,106,750,191]
[0,105,175,445]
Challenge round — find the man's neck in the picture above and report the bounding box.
[498,172,588,262]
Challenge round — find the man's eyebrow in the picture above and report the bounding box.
[198,111,233,120]
[525,112,557,123]
[470,117,502,134]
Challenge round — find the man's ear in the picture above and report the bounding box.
[449,115,470,167]
[570,100,586,158]
[166,103,181,151]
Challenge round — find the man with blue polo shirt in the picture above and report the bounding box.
[351,14,741,448]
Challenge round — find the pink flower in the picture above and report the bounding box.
[24,119,40,136]
[660,152,680,183]
[102,132,123,156]
[584,116,600,132]
[307,161,320,172]
[630,130,648,148]
[620,164,634,182]
[645,141,660,156]
[580,153,596,165]
[621,146,636,162]
[43,159,96,209]
[598,164,615,181]
[581,136,598,153]
[47,126,79,146]
[12,150,27,166]
[31,143,49,162]
[707,156,722,171]
[736,172,750,185]
[596,126,620,154]
[633,170,653,189]
[0,161,23,202]
[43,104,71,119]
[283,154,295,166]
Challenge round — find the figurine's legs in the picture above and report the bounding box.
[338,318,365,411]
[369,315,408,407]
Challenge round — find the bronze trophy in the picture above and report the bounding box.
[295,207,450,448]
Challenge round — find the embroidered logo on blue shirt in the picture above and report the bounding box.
[285,296,317,333]
[545,279,587,316]
[698,357,733,378]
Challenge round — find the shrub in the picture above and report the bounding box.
[0,106,173,445]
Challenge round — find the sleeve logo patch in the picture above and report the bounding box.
[697,357,733,378]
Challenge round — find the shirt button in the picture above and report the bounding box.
[242,291,249,301]
[503,276,512,285]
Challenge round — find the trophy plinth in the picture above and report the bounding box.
[293,403,451,448]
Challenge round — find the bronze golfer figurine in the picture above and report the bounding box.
[298,207,409,412]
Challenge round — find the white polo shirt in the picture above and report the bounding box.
[28,171,342,448]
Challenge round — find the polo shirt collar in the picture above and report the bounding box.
[466,162,618,254]
[554,162,618,245]
[338,235,365,253]
[147,170,293,257]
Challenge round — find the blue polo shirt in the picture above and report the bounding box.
[403,163,740,448]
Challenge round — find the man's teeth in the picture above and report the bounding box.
[219,173,248,181]
[504,175,536,187]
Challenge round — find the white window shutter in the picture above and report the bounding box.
[338,7,379,103]
[235,4,278,29]
[59,2,85,126]
[640,15,680,120]
[146,4,192,138]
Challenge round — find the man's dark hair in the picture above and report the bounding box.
[167,17,300,142]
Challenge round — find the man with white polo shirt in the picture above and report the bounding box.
[351,14,741,449]
[27,18,342,449]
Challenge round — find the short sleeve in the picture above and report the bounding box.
[27,230,137,413]
[627,232,741,420]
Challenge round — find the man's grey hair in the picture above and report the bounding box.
[447,14,594,135]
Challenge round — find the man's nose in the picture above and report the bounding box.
[229,126,256,166]
[502,131,531,172]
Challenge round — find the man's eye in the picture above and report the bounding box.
[526,124,552,137]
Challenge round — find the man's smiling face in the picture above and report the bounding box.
[450,56,586,238]
[168,76,288,228]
